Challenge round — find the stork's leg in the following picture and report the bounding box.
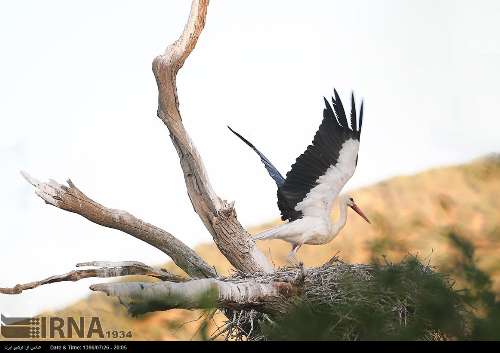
[286,243,302,265]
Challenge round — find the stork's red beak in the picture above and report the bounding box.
[350,203,371,224]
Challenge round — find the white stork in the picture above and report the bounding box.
[228,89,370,261]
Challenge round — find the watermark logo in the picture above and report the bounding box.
[1,315,40,339]
[0,314,128,339]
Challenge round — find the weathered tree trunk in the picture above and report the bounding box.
[151,0,272,274]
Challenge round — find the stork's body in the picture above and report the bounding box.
[228,89,370,259]
[255,195,351,246]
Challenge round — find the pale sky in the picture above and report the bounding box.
[1,0,499,316]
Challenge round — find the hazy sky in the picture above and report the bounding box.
[1,0,499,316]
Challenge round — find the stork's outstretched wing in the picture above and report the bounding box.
[277,90,364,221]
[227,126,285,188]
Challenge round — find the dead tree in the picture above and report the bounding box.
[1,0,459,341]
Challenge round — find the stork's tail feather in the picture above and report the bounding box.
[253,223,288,241]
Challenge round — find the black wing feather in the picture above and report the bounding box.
[359,100,364,132]
[227,126,286,188]
[350,92,357,131]
[277,90,363,222]
[333,89,348,128]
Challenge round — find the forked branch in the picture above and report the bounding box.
[20,171,216,279]
[0,261,185,295]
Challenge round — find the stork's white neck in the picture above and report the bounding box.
[326,198,349,242]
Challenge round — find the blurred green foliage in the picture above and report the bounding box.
[263,258,465,340]
[445,232,500,340]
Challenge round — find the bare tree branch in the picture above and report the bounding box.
[90,276,296,316]
[0,261,185,295]
[152,0,273,273]
[21,171,216,279]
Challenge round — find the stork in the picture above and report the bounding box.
[228,89,370,261]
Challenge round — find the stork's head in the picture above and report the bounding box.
[345,196,371,224]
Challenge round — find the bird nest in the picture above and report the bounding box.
[214,256,468,341]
